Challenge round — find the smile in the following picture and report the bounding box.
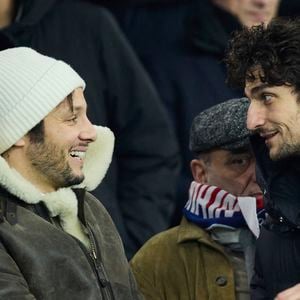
[70,150,86,160]
[260,131,278,141]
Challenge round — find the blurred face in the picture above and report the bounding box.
[213,0,280,27]
[191,148,262,197]
[25,88,97,191]
[236,0,280,27]
[245,70,300,161]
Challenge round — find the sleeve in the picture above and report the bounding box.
[96,9,180,257]
[0,242,36,299]
[130,258,162,300]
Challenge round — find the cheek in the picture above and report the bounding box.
[207,173,237,193]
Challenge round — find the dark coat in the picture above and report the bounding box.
[250,135,300,299]
[109,0,243,224]
[0,187,141,299]
[0,0,180,258]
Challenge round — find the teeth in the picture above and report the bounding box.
[266,132,277,138]
[70,151,86,159]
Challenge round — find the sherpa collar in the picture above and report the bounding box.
[0,125,114,222]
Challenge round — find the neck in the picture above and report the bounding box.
[3,148,56,193]
[0,0,16,29]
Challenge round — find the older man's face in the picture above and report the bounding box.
[192,148,262,197]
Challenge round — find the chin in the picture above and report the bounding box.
[66,175,85,187]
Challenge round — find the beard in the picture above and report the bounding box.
[26,139,84,189]
[271,141,300,161]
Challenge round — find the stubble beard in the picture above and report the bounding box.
[26,140,84,189]
[270,139,300,161]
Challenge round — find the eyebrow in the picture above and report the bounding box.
[245,83,274,98]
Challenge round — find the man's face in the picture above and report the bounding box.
[245,70,300,161]
[236,0,280,27]
[213,0,279,27]
[25,88,97,190]
[191,149,261,197]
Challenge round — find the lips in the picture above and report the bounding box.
[260,131,278,141]
[70,150,86,160]
[69,144,88,160]
[247,10,267,23]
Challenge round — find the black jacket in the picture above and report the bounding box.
[110,0,243,224]
[0,0,180,258]
[250,135,300,299]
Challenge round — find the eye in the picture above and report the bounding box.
[262,93,274,104]
[231,158,249,166]
[228,154,252,173]
[67,114,78,123]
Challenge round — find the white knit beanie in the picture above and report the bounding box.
[0,47,85,154]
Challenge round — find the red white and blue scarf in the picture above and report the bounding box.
[183,181,266,238]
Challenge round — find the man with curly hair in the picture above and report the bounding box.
[226,18,300,299]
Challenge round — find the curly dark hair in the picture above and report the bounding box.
[225,17,300,93]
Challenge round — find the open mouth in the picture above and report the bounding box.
[70,150,86,161]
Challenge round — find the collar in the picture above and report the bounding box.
[177,217,225,254]
[0,125,114,222]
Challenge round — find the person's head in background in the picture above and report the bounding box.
[212,0,280,27]
[189,98,262,198]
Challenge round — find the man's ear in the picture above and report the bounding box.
[14,137,26,147]
[190,159,208,183]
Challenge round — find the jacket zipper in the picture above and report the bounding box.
[32,204,113,299]
[86,223,115,300]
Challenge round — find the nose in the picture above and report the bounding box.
[249,160,257,182]
[246,101,266,131]
[243,159,262,195]
[80,117,97,142]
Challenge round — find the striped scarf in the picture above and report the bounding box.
[183,181,265,238]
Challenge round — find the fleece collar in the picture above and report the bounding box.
[0,126,114,222]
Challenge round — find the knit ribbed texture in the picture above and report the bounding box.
[0,47,85,154]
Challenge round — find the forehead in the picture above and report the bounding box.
[244,68,267,97]
[210,148,252,161]
[49,88,87,116]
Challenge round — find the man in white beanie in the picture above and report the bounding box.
[0,47,142,299]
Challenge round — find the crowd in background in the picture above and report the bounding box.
[1,0,300,299]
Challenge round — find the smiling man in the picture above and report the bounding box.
[0,47,142,299]
[130,98,264,300]
[226,18,300,299]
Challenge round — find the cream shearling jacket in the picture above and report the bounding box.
[0,126,142,300]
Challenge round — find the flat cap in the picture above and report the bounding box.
[189,98,250,153]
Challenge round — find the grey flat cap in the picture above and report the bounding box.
[189,98,250,153]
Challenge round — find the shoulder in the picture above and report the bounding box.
[130,226,181,273]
